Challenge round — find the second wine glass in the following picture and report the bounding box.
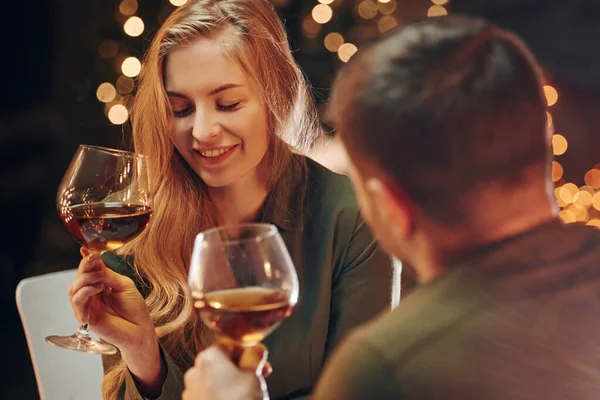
[188,223,299,348]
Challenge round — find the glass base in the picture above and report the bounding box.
[45,334,118,355]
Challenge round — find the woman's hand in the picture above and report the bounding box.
[68,247,166,397]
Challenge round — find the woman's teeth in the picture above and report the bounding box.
[200,147,231,158]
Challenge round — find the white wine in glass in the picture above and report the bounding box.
[189,223,299,347]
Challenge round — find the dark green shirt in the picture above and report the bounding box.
[314,220,600,400]
[102,155,397,399]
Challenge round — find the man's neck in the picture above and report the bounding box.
[412,197,557,284]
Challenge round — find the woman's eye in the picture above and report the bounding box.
[172,107,192,118]
[218,102,241,112]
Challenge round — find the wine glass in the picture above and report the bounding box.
[45,145,152,355]
[188,223,299,349]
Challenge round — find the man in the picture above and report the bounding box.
[183,16,600,399]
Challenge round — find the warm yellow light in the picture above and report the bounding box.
[568,204,589,222]
[119,0,138,15]
[312,4,333,24]
[427,5,448,17]
[318,0,334,4]
[558,209,576,224]
[358,0,378,20]
[338,43,358,63]
[593,192,600,211]
[574,190,593,208]
[116,75,135,94]
[378,0,396,14]
[585,169,600,189]
[378,15,398,33]
[108,104,129,125]
[432,0,449,4]
[579,185,595,196]
[552,134,568,156]
[587,219,600,228]
[546,111,553,128]
[562,183,578,197]
[302,17,321,37]
[124,16,144,37]
[551,161,563,182]
[169,0,188,5]
[554,188,567,208]
[121,57,142,78]
[96,83,116,103]
[378,0,392,3]
[324,33,344,52]
[543,85,558,106]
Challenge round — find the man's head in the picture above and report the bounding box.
[330,16,555,278]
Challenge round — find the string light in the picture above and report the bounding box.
[427,5,448,17]
[169,0,188,6]
[119,0,138,15]
[96,83,117,103]
[312,4,333,24]
[552,134,568,156]
[318,0,334,4]
[324,33,344,52]
[378,15,398,33]
[338,43,358,62]
[378,0,392,3]
[124,16,144,37]
[585,169,600,189]
[121,56,142,77]
[108,104,129,125]
[378,0,397,15]
[302,16,321,37]
[431,0,449,4]
[116,75,135,94]
[543,85,558,106]
[358,0,378,20]
[551,161,563,182]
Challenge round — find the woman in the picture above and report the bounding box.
[68,1,397,399]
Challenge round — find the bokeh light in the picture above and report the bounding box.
[585,169,600,189]
[358,0,378,20]
[378,15,398,33]
[431,0,449,4]
[546,111,553,128]
[108,104,129,125]
[427,5,448,17]
[312,4,333,24]
[116,75,135,94]
[119,0,138,15]
[552,134,568,156]
[121,57,142,77]
[558,209,576,224]
[99,40,118,58]
[378,0,396,14]
[96,83,116,103]
[169,0,188,5]
[593,192,600,211]
[318,0,334,4]
[587,219,600,228]
[324,33,344,52]
[124,16,144,37]
[338,43,358,63]
[551,161,563,182]
[543,85,558,106]
[573,190,593,208]
[303,17,321,37]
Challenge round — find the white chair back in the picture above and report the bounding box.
[16,269,103,400]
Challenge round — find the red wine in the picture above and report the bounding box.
[194,287,294,344]
[60,203,152,251]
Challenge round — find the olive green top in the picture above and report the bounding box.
[101,155,397,400]
[313,220,600,399]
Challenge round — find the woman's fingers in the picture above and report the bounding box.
[68,269,106,300]
[71,283,105,323]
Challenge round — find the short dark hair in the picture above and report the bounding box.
[331,16,548,222]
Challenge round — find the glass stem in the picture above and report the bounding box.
[75,323,92,340]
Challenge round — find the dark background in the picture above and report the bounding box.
[2,0,599,397]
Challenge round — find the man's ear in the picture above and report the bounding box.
[365,177,414,238]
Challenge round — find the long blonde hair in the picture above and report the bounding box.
[102,1,320,397]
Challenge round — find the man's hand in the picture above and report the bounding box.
[182,340,271,400]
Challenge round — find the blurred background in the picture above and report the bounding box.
[3,0,600,397]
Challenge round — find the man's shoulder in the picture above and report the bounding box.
[304,156,358,211]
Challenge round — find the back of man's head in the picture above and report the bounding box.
[332,16,550,224]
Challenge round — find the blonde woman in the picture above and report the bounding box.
[68,1,397,399]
